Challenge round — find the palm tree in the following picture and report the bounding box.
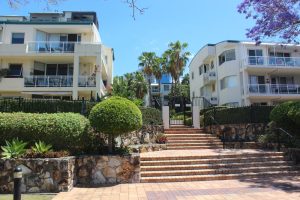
[162,41,191,94]
[133,72,148,99]
[138,52,159,106]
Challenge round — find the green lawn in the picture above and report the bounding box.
[1,194,55,200]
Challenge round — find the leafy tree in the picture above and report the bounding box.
[138,52,160,105]
[112,72,147,101]
[238,0,300,42]
[181,73,190,85]
[162,41,190,91]
[89,97,142,153]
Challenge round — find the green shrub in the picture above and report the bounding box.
[89,96,142,153]
[184,117,192,126]
[31,141,52,154]
[139,107,162,125]
[0,112,91,152]
[1,139,27,159]
[204,106,274,126]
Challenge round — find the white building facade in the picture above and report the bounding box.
[189,40,300,107]
[0,11,113,100]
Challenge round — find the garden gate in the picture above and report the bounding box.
[169,96,192,126]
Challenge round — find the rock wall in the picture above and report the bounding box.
[0,157,75,193]
[0,154,140,193]
[75,155,140,185]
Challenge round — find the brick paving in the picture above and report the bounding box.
[52,176,300,200]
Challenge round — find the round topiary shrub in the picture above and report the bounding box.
[89,96,142,153]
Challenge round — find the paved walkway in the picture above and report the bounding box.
[53,176,300,200]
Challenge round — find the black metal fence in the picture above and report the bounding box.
[0,98,98,116]
[204,105,274,126]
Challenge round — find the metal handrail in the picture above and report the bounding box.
[275,127,294,151]
[209,115,226,149]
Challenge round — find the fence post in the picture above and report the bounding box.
[81,97,86,116]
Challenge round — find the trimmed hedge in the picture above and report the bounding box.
[139,107,162,125]
[89,97,143,136]
[204,106,274,126]
[0,112,91,152]
[0,98,97,116]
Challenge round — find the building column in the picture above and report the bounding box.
[162,106,169,129]
[72,56,79,100]
[192,105,201,129]
[96,55,102,98]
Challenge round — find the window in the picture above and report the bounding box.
[7,64,22,78]
[220,75,238,90]
[210,61,214,69]
[11,33,25,44]
[218,49,236,65]
[163,84,170,91]
[191,72,194,80]
[248,49,263,65]
[192,91,195,98]
[269,52,290,57]
[200,87,204,96]
[199,66,202,75]
[212,83,216,92]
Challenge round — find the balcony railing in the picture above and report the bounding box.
[27,41,77,53]
[24,76,73,87]
[248,84,300,95]
[78,75,96,87]
[246,56,300,67]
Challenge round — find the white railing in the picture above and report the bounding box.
[27,41,77,53]
[248,84,300,95]
[245,56,300,67]
[78,75,96,87]
[24,75,73,87]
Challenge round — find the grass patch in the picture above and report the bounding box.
[1,194,55,200]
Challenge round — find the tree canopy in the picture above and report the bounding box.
[238,0,300,42]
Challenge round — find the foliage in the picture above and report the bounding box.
[0,112,91,153]
[181,73,189,85]
[155,133,167,144]
[270,101,300,134]
[112,72,147,101]
[89,96,142,153]
[31,141,52,154]
[139,107,162,125]
[89,96,143,136]
[162,41,191,85]
[204,106,274,126]
[184,117,192,126]
[238,0,300,42]
[1,139,27,159]
[0,98,98,116]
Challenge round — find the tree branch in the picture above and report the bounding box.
[124,0,147,20]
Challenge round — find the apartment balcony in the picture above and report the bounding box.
[243,56,300,73]
[204,71,217,84]
[78,75,96,87]
[247,84,300,99]
[24,76,73,87]
[26,42,76,53]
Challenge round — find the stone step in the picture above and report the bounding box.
[140,156,285,166]
[140,166,297,177]
[140,152,284,161]
[167,146,222,150]
[140,171,300,183]
[167,142,223,147]
[165,131,204,134]
[166,134,216,138]
[140,161,294,171]
[167,140,222,144]
[167,137,220,141]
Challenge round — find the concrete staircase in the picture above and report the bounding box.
[165,126,223,150]
[140,151,300,183]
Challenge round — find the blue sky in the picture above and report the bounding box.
[0,0,255,76]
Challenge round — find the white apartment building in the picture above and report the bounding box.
[0,11,113,100]
[189,40,300,107]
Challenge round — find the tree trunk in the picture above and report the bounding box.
[108,134,114,154]
[148,78,152,107]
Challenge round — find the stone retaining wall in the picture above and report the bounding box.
[0,157,75,193]
[0,154,140,193]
